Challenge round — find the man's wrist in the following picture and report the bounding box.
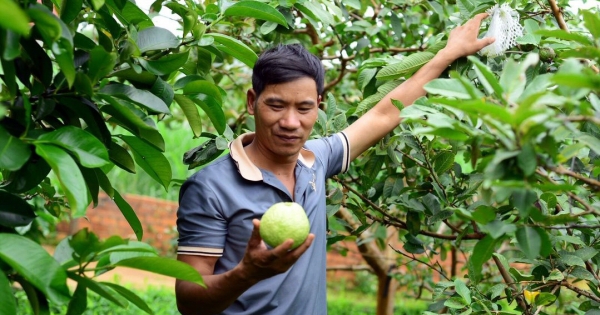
[435,47,463,67]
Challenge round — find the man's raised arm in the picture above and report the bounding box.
[343,13,495,161]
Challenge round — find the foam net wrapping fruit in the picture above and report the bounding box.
[479,3,524,57]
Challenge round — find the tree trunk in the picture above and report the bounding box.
[335,207,398,315]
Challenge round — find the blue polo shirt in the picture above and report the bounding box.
[177,132,350,315]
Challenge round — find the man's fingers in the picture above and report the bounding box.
[247,219,263,248]
[472,12,489,24]
[479,37,496,49]
[289,234,315,256]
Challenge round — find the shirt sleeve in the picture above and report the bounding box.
[176,175,227,257]
[305,132,350,178]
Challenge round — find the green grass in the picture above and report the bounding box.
[15,284,427,315]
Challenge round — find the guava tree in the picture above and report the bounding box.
[1,0,600,314]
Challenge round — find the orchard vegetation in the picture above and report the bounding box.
[1,0,599,314]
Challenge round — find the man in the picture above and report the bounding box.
[175,13,494,315]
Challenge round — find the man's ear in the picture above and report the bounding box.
[247,89,257,114]
[317,95,322,105]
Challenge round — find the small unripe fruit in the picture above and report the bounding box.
[259,202,310,249]
[539,47,556,63]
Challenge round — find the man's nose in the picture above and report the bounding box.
[279,109,301,129]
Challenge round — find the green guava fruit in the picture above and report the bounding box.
[259,202,310,249]
[539,47,556,63]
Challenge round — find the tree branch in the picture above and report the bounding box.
[389,245,451,281]
[547,0,599,73]
[493,255,529,312]
[561,280,600,302]
[551,165,600,189]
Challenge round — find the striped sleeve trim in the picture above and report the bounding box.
[177,246,223,257]
[336,132,350,173]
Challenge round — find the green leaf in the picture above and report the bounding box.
[1,157,51,194]
[0,270,17,315]
[547,269,564,281]
[35,144,90,217]
[88,46,117,84]
[509,267,534,282]
[512,189,537,217]
[207,33,258,68]
[516,226,541,259]
[582,10,600,39]
[578,133,600,154]
[100,282,153,314]
[224,1,288,27]
[17,276,50,315]
[136,27,179,53]
[191,96,226,135]
[66,284,87,315]
[536,29,593,46]
[535,227,552,258]
[67,273,127,307]
[406,211,421,235]
[29,4,76,87]
[113,190,143,241]
[444,296,467,309]
[182,80,223,104]
[454,278,471,305]
[517,142,537,176]
[0,234,70,304]
[138,51,189,76]
[433,151,455,174]
[425,78,473,99]
[174,95,202,138]
[295,2,335,27]
[377,52,435,81]
[118,136,171,189]
[36,126,110,168]
[472,206,495,225]
[60,0,83,24]
[0,125,31,171]
[100,83,171,114]
[468,56,503,99]
[115,257,204,286]
[0,191,36,228]
[559,254,586,268]
[468,235,496,282]
[535,292,556,306]
[499,58,526,102]
[108,141,136,173]
[0,0,30,35]
[99,95,165,152]
[151,77,174,109]
[574,247,599,261]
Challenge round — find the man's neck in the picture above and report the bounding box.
[244,140,298,178]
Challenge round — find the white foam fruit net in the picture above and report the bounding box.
[479,3,524,57]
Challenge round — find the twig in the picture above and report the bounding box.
[535,169,599,215]
[561,280,600,302]
[389,245,451,281]
[547,0,599,74]
[564,115,600,126]
[547,0,568,31]
[551,165,600,189]
[326,265,373,271]
[321,47,423,61]
[323,58,348,94]
[493,255,529,312]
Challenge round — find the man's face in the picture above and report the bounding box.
[247,77,320,160]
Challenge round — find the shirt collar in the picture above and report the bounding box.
[228,132,316,181]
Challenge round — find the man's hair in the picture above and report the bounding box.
[252,44,325,97]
